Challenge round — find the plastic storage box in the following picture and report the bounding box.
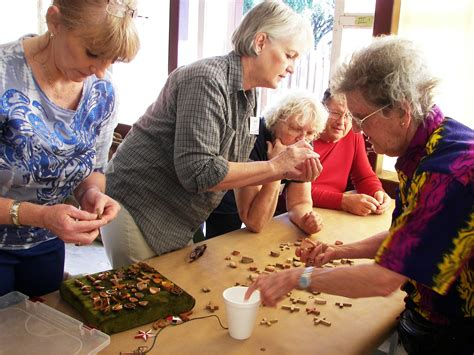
[0,291,110,355]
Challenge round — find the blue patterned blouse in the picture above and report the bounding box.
[0,37,117,250]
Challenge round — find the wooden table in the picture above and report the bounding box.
[45,205,404,355]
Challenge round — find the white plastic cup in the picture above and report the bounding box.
[222,286,261,340]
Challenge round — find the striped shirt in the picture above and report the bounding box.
[375,106,474,324]
[106,51,256,255]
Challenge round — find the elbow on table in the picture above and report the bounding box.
[242,218,265,233]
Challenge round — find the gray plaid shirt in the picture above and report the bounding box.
[106,51,256,255]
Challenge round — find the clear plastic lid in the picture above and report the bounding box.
[0,291,110,355]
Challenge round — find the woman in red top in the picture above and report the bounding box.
[312,89,391,215]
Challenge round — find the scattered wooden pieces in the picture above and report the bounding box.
[224,256,231,260]
[241,256,254,264]
[340,259,354,265]
[260,317,278,326]
[335,302,352,308]
[179,310,193,322]
[201,287,211,293]
[249,266,258,272]
[294,239,303,247]
[229,261,237,268]
[293,261,302,267]
[248,274,259,281]
[306,307,320,315]
[275,263,285,269]
[290,297,307,305]
[270,250,280,257]
[206,301,219,312]
[282,304,300,313]
[334,240,343,245]
[314,317,331,326]
[264,265,275,272]
[188,244,207,262]
[314,298,327,305]
[231,250,240,256]
[153,319,169,329]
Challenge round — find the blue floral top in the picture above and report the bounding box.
[0,37,117,250]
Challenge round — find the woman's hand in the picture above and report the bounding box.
[41,204,107,245]
[245,268,301,307]
[79,187,121,223]
[373,191,391,214]
[341,193,380,216]
[269,139,322,182]
[296,238,337,267]
[298,211,323,234]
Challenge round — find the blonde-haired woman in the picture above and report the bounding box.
[0,0,139,296]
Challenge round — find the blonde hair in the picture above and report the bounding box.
[50,0,140,62]
[264,91,328,135]
[232,0,313,57]
[331,36,439,123]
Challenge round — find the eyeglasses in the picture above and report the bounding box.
[325,106,353,122]
[351,104,391,129]
[106,0,148,19]
[284,123,319,144]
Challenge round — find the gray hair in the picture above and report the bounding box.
[331,36,439,123]
[232,0,313,57]
[264,91,328,134]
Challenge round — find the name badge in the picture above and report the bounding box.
[249,116,259,135]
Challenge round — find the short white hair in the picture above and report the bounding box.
[264,91,328,134]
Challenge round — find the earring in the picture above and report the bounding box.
[401,122,406,127]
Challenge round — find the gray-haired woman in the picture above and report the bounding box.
[102,1,322,267]
[245,36,473,355]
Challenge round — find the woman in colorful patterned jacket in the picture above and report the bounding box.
[0,0,139,297]
[246,36,473,354]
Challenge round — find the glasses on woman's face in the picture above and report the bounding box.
[351,104,391,129]
[324,106,353,122]
[284,122,318,144]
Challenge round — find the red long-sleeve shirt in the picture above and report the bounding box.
[311,130,383,209]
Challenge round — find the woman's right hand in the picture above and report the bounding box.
[269,139,321,181]
[296,238,337,267]
[41,204,107,245]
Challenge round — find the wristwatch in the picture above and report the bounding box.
[298,266,314,290]
[9,201,22,226]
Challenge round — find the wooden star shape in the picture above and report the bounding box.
[134,329,156,342]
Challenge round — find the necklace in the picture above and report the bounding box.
[31,34,62,100]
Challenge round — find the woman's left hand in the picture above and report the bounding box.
[79,187,121,223]
[299,211,323,234]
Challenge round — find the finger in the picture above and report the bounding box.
[69,208,102,221]
[314,158,323,176]
[244,284,256,300]
[69,219,106,233]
